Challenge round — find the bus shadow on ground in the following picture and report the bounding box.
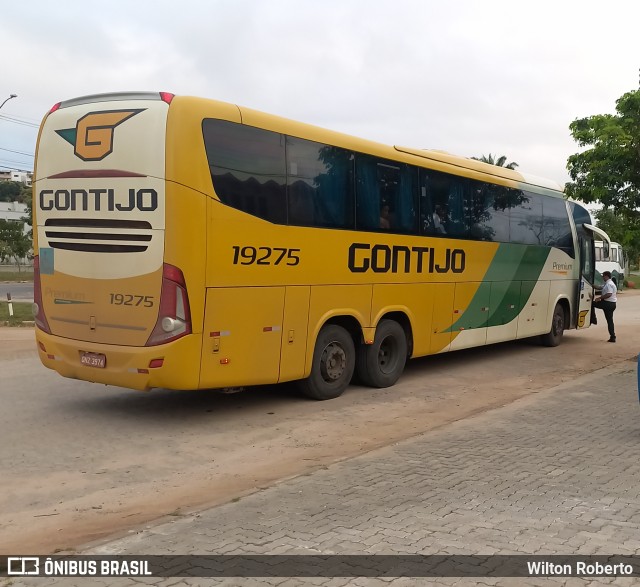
[59,334,589,427]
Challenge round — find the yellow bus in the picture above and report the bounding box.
[33,92,610,399]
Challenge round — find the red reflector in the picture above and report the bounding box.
[163,264,185,284]
[160,92,175,104]
[38,342,47,352]
[148,358,164,369]
[33,256,51,334]
[210,331,220,337]
[49,102,61,114]
[263,326,273,332]
[47,354,55,360]
[145,263,191,347]
[137,369,150,374]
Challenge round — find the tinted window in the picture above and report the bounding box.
[510,191,543,245]
[203,119,286,223]
[543,197,573,256]
[581,237,594,282]
[570,201,592,228]
[420,170,467,237]
[287,137,354,229]
[467,181,510,242]
[355,155,418,233]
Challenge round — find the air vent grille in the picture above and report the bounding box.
[44,218,154,253]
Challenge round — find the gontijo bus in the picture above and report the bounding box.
[33,92,611,400]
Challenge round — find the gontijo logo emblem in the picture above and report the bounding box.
[55,109,144,161]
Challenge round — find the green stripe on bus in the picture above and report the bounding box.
[445,245,550,332]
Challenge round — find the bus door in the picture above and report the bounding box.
[575,236,595,329]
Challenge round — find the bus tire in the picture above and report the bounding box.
[298,324,355,400]
[356,319,407,388]
[541,302,565,347]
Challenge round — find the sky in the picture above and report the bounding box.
[1,0,638,186]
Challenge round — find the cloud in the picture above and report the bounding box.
[2,0,639,184]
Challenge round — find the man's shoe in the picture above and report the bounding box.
[608,337,616,343]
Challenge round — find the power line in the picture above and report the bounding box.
[0,146,34,158]
[0,110,40,124]
[0,166,33,173]
[0,156,34,168]
[5,112,40,124]
[0,114,39,128]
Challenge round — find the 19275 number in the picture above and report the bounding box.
[109,293,155,307]
[232,246,300,266]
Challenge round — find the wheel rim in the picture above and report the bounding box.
[378,335,399,375]
[320,341,347,383]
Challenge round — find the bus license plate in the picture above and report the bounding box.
[80,352,106,368]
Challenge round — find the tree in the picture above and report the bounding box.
[18,184,32,204]
[0,181,22,202]
[471,154,519,170]
[0,219,31,270]
[21,198,33,240]
[594,208,640,269]
[566,89,640,219]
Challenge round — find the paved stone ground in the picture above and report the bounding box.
[5,360,640,587]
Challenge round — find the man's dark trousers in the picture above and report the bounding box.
[594,300,616,339]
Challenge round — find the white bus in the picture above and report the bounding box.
[595,241,627,290]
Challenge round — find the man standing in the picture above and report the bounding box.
[594,271,617,342]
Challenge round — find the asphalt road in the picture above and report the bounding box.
[1,290,639,557]
[0,281,33,301]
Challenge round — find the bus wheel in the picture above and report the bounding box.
[541,302,565,347]
[298,324,355,400]
[356,319,407,388]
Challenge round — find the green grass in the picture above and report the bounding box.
[0,301,34,325]
[0,268,33,282]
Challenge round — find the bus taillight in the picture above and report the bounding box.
[146,263,192,346]
[32,256,51,334]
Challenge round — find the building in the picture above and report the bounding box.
[0,200,27,224]
[0,169,33,186]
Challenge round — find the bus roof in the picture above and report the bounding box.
[395,146,564,194]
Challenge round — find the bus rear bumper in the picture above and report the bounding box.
[35,330,202,391]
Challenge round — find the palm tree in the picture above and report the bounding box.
[472,154,519,170]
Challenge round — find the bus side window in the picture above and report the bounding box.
[203,119,287,224]
[355,156,417,233]
[419,169,435,235]
[420,170,466,237]
[377,162,417,233]
[445,175,467,237]
[287,137,354,229]
[511,191,543,245]
[543,197,574,257]
[468,181,510,242]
